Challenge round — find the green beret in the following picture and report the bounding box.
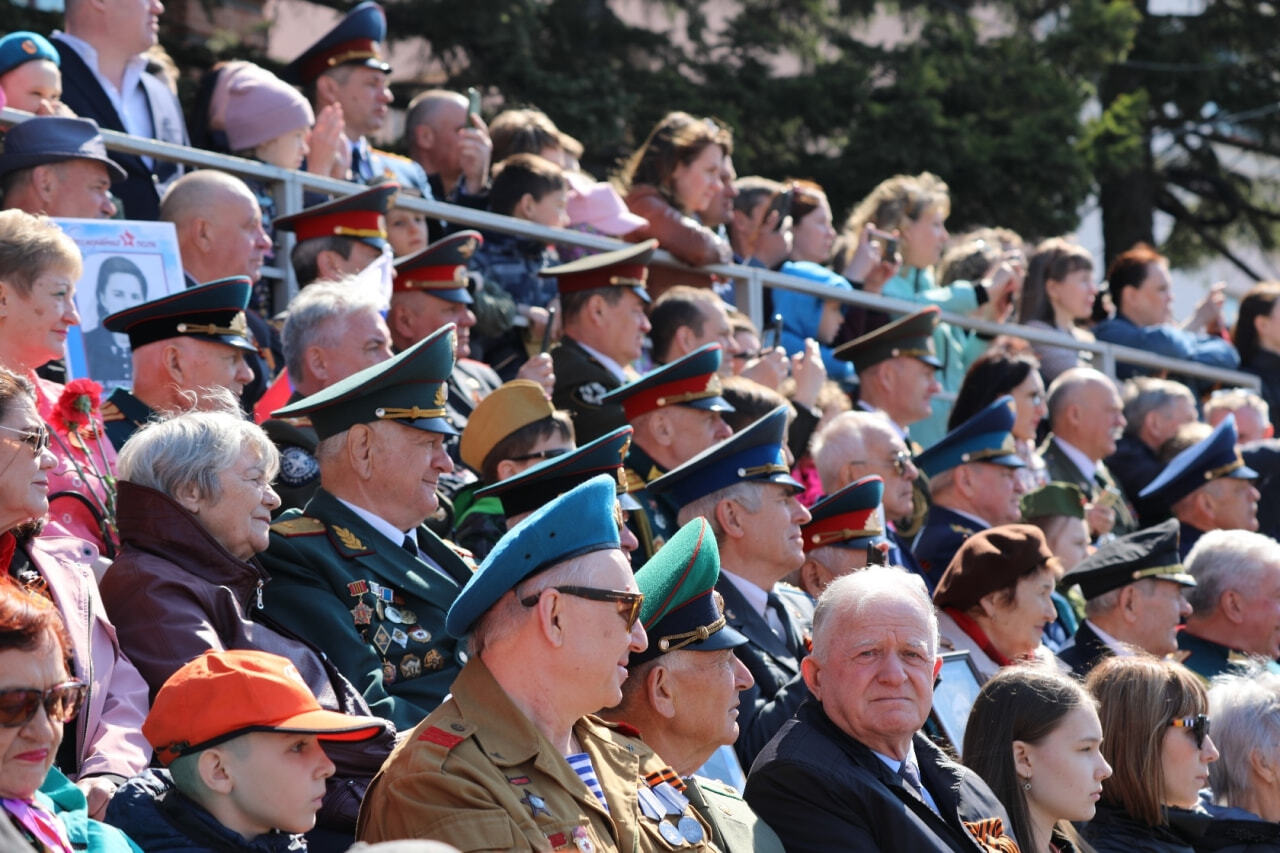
[1020,482,1087,521]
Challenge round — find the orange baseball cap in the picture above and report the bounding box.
[144,649,386,766]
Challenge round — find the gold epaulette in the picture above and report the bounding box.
[270,517,326,537]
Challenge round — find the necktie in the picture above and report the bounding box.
[351,143,367,182]
[765,593,789,643]
[900,760,939,815]
[402,533,418,557]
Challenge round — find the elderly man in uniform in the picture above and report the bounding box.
[550,240,656,443]
[259,326,472,731]
[1056,519,1195,678]
[1177,528,1280,682]
[100,277,257,449]
[600,517,783,853]
[1141,414,1261,559]
[833,306,943,448]
[284,1,431,195]
[795,475,889,599]
[1040,367,1135,539]
[0,116,121,219]
[275,182,398,288]
[601,344,734,562]
[357,475,718,851]
[264,280,394,513]
[911,396,1027,590]
[744,567,1019,852]
[810,410,924,574]
[647,406,813,770]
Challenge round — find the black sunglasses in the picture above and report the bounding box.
[505,448,571,464]
[1169,714,1211,749]
[0,681,87,727]
[521,586,644,630]
[0,424,50,456]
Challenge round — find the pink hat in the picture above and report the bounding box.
[215,62,314,152]
[567,179,647,237]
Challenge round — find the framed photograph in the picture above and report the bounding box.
[54,218,186,392]
[930,650,984,757]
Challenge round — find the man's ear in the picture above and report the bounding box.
[1117,584,1141,625]
[315,249,347,282]
[673,325,698,358]
[801,655,822,697]
[314,74,340,109]
[161,342,186,384]
[31,164,58,204]
[799,557,831,599]
[197,748,235,794]
[412,121,434,153]
[647,664,677,719]
[714,497,747,541]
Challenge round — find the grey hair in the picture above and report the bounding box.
[117,409,279,502]
[468,552,601,656]
[1083,576,1156,617]
[1208,665,1280,807]
[1205,387,1269,425]
[1184,529,1280,617]
[810,566,938,661]
[810,410,888,494]
[1122,377,1195,438]
[282,278,383,378]
[1046,367,1114,426]
[675,482,763,537]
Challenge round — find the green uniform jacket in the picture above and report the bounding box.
[259,489,473,732]
[552,337,627,444]
[357,657,719,852]
[261,394,321,515]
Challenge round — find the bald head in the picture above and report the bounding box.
[161,170,270,283]
[1046,367,1126,461]
[160,169,255,226]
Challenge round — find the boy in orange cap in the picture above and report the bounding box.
[105,649,386,851]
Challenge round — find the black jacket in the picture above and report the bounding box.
[744,699,1019,852]
[1057,620,1115,679]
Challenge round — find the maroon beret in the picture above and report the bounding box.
[932,524,1058,612]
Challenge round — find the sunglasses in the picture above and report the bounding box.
[1169,714,1211,749]
[0,681,87,727]
[0,424,50,457]
[521,586,644,630]
[849,449,914,477]
[505,448,571,464]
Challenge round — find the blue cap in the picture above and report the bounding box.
[446,474,622,637]
[1139,414,1258,505]
[272,324,458,440]
[393,231,481,304]
[274,182,397,251]
[802,475,887,552]
[0,116,126,182]
[632,517,747,666]
[103,276,256,353]
[601,344,734,421]
[475,425,642,517]
[0,32,58,76]
[915,395,1025,478]
[282,0,391,86]
[647,406,801,510]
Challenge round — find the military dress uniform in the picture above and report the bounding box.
[101,388,155,452]
[623,443,678,562]
[261,392,321,515]
[275,182,398,287]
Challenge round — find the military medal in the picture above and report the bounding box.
[657,820,684,848]
[521,790,551,818]
[381,660,396,684]
[347,580,369,596]
[399,655,422,677]
[396,608,417,624]
[350,601,373,626]
[423,649,444,670]
[636,785,664,821]
[677,816,704,843]
[652,781,688,815]
[572,826,595,853]
[372,625,392,654]
[385,605,403,623]
[391,628,409,648]
[410,626,431,643]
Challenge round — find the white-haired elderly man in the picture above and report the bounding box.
[744,566,1018,852]
[1208,666,1280,833]
[1106,376,1198,528]
[1179,529,1280,684]
[262,280,393,513]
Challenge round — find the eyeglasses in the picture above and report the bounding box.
[505,448,571,464]
[1169,714,1211,749]
[521,586,644,630]
[849,449,914,477]
[0,424,50,457]
[0,681,87,727]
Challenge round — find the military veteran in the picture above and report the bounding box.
[600,517,783,853]
[601,343,735,563]
[0,116,122,219]
[357,475,718,851]
[275,182,398,287]
[795,474,889,598]
[100,276,258,450]
[259,325,473,730]
[744,566,1020,853]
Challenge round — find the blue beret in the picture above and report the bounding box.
[647,406,801,511]
[0,32,59,77]
[915,395,1025,478]
[446,474,623,637]
[1139,414,1258,505]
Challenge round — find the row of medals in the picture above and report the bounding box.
[638,780,705,848]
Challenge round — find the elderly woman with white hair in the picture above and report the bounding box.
[97,404,394,842]
[1208,667,1280,827]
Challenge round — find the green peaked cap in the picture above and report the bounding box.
[271,323,458,440]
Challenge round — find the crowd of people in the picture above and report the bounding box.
[2,1,1280,851]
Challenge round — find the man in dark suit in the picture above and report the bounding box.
[1106,377,1198,528]
[549,241,656,443]
[1040,367,1136,539]
[1057,520,1195,678]
[260,325,472,731]
[648,406,813,770]
[52,0,187,219]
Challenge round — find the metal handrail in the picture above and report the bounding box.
[0,107,1259,391]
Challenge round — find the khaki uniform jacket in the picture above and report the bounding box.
[358,657,719,853]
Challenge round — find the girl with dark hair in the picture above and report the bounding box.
[1232,281,1280,422]
[1016,238,1097,383]
[949,341,1049,490]
[963,667,1110,853]
[82,256,147,388]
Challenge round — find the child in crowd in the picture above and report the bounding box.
[451,380,575,558]
[105,649,385,852]
[387,193,430,257]
[0,31,67,116]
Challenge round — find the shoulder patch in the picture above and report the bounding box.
[270,517,325,537]
[277,445,320,488]
[575,382,608,407]
[373,147,414,164]
[100,400,124,423]
[444,539,478,571]
[418,724,470,749]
